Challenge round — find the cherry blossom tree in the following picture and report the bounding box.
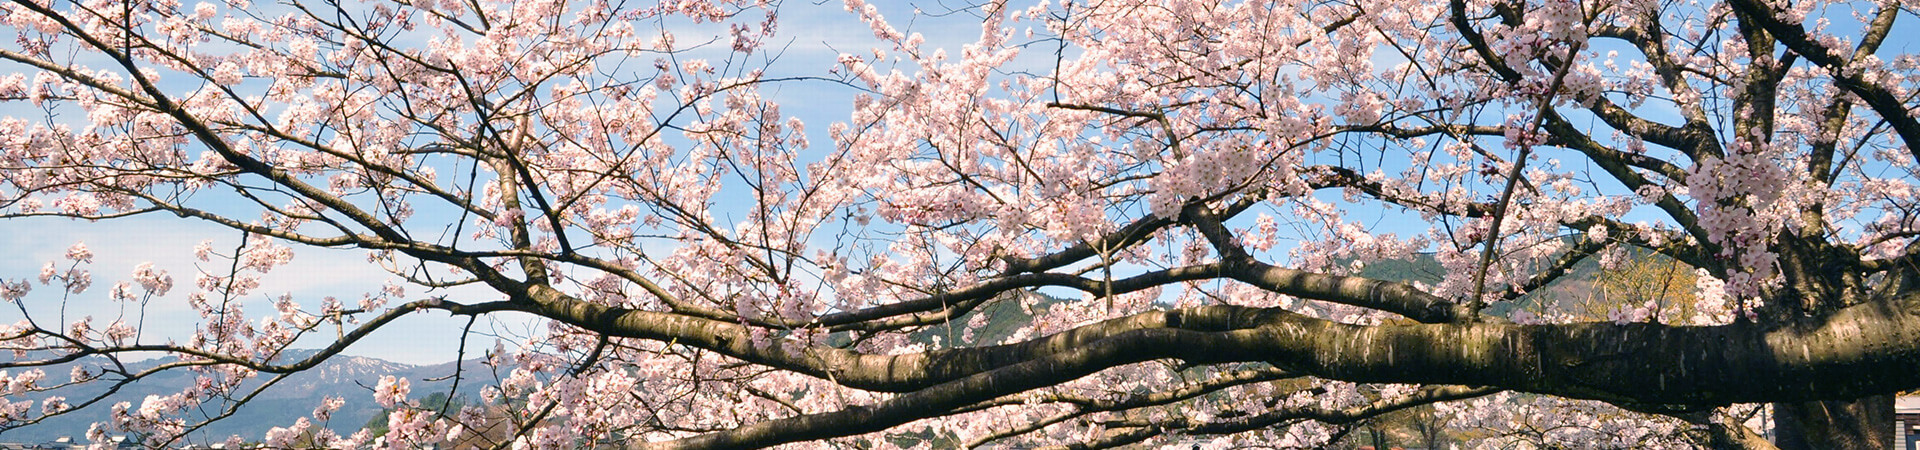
[1,0,1917,448]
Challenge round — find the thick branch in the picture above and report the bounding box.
[576,288,1920,449]
[1227,259,1469,323]
[1078,385,1499,449]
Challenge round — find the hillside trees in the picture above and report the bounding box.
[2,0,1919,448]
[1521,247,1703,323]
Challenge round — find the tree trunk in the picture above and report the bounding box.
[1774,394,1893,450]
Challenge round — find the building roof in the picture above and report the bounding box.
[1898,395,1920,414]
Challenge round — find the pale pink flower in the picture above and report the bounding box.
[373,375,410,408]
[64,242,92,262]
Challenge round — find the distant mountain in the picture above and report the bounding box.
[914,290,1071,346]
[1354,253,1446,286]
[0,350,491,444]
[1352,248,1641,318]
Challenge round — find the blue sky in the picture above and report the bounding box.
[0,0,986,364]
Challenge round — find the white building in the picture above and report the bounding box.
[1896,396,1920,450]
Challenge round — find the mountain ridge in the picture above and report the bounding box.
[1,350,489,444]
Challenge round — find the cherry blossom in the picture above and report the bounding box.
[0,0,1916,448]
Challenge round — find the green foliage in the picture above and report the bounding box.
[913,291,1071,346]
[1354,253,1445,285]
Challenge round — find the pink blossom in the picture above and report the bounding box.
[64,242,92,262]
[0,279,29,301]
[373,375,410,408]
[193,2,218,21]
[131,262,173,295]
[63,268,90,294]
[192,240,215,261]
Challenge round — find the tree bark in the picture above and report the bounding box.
[1775,395,1893,450]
